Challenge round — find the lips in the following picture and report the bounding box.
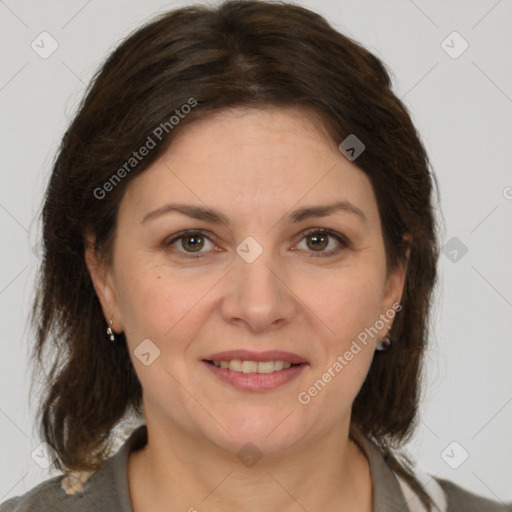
[202,349,308,365]
[202,358,307,391]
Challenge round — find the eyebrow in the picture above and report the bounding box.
[140,200,367,226]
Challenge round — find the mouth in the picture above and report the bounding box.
[203,359,303,374]
[201,350,309,391]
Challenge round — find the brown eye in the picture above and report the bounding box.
[180,234,205,252]
[295,228,349,257]
[164,230,215,259]
[306,232,329,251]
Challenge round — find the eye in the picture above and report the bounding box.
[294,228,349,257]
[163,230,215,259]
[163,228,349,260]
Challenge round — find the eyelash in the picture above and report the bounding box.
[163,228,349,260]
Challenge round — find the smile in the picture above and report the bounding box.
[206,359,299,373]
[203,360,307,391]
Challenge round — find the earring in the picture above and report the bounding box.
[376,324,392,351]
[106,318,116,342]
[376,337,391,351]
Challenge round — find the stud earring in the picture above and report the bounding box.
[376,336,391,351]
[376,323,392,351]
[106,318,116,342]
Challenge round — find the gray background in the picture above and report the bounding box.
[1,0,511,504]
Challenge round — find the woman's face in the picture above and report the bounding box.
[87,107,406,455]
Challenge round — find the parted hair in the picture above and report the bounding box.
[31,1,439,508]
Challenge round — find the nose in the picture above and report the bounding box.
[221,246,296,333]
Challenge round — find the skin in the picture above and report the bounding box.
[85,106,408,512]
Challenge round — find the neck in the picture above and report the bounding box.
[128,417,372,512]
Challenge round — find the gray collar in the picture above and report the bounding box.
[101,424,410,512]
[354,432,412,511]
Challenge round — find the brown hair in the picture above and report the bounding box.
[30,0,439,508]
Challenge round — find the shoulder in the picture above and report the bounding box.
[0,470,102,512]
[435,476,512,512]
[352,429,511,512]
[0,425,147,512]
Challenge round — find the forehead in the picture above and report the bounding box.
[119,107,380,231]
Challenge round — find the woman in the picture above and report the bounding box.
[1,1,509,511]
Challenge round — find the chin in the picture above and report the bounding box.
[202,412,305,456]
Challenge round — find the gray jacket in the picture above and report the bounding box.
[1,425,510,511]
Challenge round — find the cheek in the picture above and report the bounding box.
[299,266,385,342]
[297,275,380,414]
[114,260,215,345]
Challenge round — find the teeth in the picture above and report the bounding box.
[210,360,296,373]
[229,359,242,371]
[256,361,275,374]
[274,360,285,371]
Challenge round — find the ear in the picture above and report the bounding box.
[84,233,123,333]
[377,234,411,339]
